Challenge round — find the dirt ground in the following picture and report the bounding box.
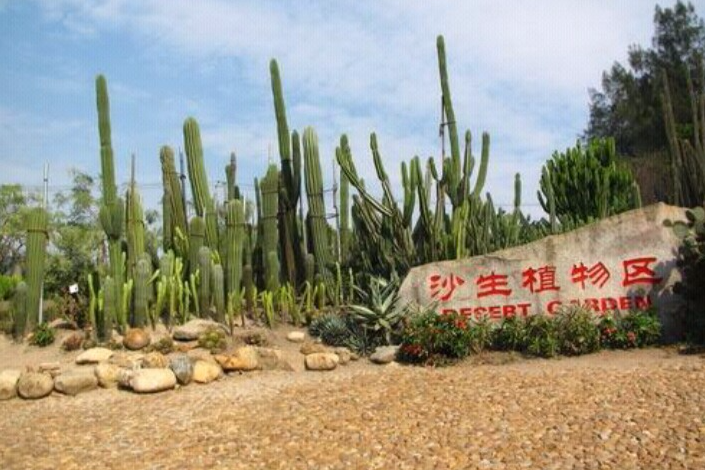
[0,329,704,469]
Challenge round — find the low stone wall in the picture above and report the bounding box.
[398,203,688,340]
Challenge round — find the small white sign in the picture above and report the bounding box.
[69,284,79,294]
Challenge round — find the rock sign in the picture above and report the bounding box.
[398,203,687,341]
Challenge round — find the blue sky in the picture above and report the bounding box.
[2,0,703,217]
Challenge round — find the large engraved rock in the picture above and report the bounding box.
[398,204,687,340]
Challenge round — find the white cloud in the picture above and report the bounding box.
[23,0,680,218]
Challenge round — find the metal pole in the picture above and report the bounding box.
[179,148,187,219]
[39,162,48,324]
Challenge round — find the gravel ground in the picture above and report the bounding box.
[1,348,704,470]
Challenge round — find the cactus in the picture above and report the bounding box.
[12,281,28,341]
[212,263,225,323]
[133,257,151,328]
[225,152,241,201]
[303,127,335,292]
[126,155,146,277]
[102,277,116,342]
[96,75,125,330]
[270,60,304,287]
[266,250,280,293]
[260,164,280,289]
[183,117,218,248]
[24,207,48,331]
[339,148,351,264]
[243,264,254,317]
[225,199,245,299]
[160,146,188,254]
[662,64,705,207]
[198,246,212,317]
[537,138,639,226]
[189,216,206,275]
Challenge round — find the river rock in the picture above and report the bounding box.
[123,328,151,350]
[192,360,222,384]
[287,331,306,343]
[54,369,98,396]
[109,352,143,369]
[305,353,339,371]
[76,347,114,364]
[255,347,295,371]
[129,369,176,393]
[300,341,330,355]
[370,346,399,364]
[0,369,22,400]
[17,372,54,399]
[169,354,194,385]
[38,362,63,377]
[214,346,259,371]
[334,347,352,365]
[117,369,134,389]
[141,352,169,369]
[172,319,226,341]
[95,363,123,388]
[398,203,687,340]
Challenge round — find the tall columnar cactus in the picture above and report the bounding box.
[160,145,188,254]
[189,216,206,275]
[12,281,28,341]
[183,117,218,248]
[436,35,460,175]
[102,277,116,342]
[662,65,705,207]
[243,264,254,315]
[266,250,280,293]
[96,75,125,330]
[303,127,335,292]
[133,257,151,328]
[24,207,48,331]
[260,164,280,290]
[198,246,212,317]
[339,150,350,264]
[126,158,146,277]
[212,263,225,323]
[270,59,304,287]
[225,199,245,302]
[225,152,241,201]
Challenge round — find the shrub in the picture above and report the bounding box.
[599,308,661,348]
[309,312,383,356]
[554,306,601,356]
[468,315,494,354]
[31,323,55,347]
[0,274,20,301]
[398,309,475,364]
[492,315,527,351]
[523,314,559,358]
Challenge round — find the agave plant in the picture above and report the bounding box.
[348,276,404,344]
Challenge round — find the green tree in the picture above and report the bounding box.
[45,170,103,296]
[0,185,40,274]
[585,1,705,203]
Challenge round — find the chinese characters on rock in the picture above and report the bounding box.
[428,256,661,317]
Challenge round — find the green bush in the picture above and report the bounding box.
[554,306,601,356]
[197,327,227,353]
[0,274,20,301]
[600,308,661,348]
[31,323,55,347]
[309,312,384,356]
[523,314,559,358]
[492,315,527,351]
[398,310,475,364]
